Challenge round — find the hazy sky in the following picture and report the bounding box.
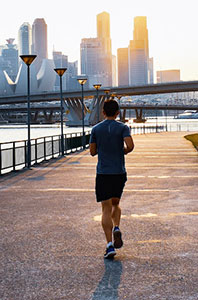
[1,0,198,81]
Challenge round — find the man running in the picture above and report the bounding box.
[90,99,134,258]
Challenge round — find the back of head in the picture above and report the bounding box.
[103,99,119,117]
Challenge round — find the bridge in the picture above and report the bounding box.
[1,80,198,125]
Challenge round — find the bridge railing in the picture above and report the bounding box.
[0,131,91,175]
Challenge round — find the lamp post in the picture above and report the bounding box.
[54,68,67,156]
[20,54,37,169]
[104,89,110,100]
[93,84,102,123]
[77,77,87,149]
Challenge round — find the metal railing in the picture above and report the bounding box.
[130,125,165,135]
[0,131,91,175]
[0,125,167,175]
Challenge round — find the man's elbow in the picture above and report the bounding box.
[125,144,134,154]
[128,145,134,153]
[89,146,97,156]
[130,144,135,152]
[90,151,96,156]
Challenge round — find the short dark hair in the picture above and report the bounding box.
[103,99,119,117]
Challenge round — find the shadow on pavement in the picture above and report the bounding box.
[91,259,123,300]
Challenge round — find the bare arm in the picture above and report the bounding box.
[124,136,134,155]
[89,142,97,156]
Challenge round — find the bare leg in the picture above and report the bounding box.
[111,197,121,227]
[101,199,113,243]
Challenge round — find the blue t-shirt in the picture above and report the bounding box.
[90,119,131,174]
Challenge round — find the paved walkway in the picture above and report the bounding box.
[0,132,198,300]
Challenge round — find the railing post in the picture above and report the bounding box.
[52,136,54,158]
[35,139,37,164]
[13,142,16,172]
[64,134,67,153]
[58,135,61,155]
[0,144,2,175]
[25,141,27,167]
[44,137,46,160]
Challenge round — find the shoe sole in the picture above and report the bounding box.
[104,251,116,259]
[113,230,123,249]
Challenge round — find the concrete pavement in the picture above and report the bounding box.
[0,131,198,300]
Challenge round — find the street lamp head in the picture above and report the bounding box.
[77,77,87,85]
[20,55,37,66]
[93,84,102,90]
[104,89,110,95]
[54,68,67,77]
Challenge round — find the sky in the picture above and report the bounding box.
[1,0,198,82]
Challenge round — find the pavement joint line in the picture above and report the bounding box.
[131,155,198,157]
[36,163,198,166]
[96,162,197,166]
[1,187,181,192]
[82,175,198,178]
[93,211,198,222]
[32,166,198,170]
[126,166,198,169]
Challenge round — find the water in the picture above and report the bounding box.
[0,118,198,144]
[0,124,91,143]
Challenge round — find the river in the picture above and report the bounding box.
[0,117,198,143]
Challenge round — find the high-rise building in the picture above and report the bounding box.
[117,48,129,86]
[112,55,117,86]
[156,70,180,83]
[80,11,112,88]
[53,51,78,91]
[133,16,149,56]
[1,38,18,82]
[96,11,112,86]
[18,22,31,56]
[128,16,149,86]
[32,18,48,72]
[81,38,104,88]
[53,51,68,91]
[128,40,148,85]
[148,57,154,84]
[68,61,78,77]
[97,11,111,54]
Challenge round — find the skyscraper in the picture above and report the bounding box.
[32,18,48,72]
[117,48,129,86]
[96,11,112,86]
[80,38,104,88]
[53,50,78,91]
[1,39,18,82]
[128,40,148,85]
[128,16,149,86]
[53,51,68,91]
[112,54,117,86]
[80,11,112,87]
[133,16,149,57]
[18,22,31,56]
[97,11,111,54]
[148,57,154,84]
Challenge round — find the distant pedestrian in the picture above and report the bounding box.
[90,99,134,258]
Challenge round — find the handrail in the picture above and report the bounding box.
[0,125,167,175]
[0,131,91,175]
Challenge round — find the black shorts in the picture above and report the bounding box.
[95,173,127,202]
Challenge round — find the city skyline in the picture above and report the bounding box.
[1,0,198,81]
